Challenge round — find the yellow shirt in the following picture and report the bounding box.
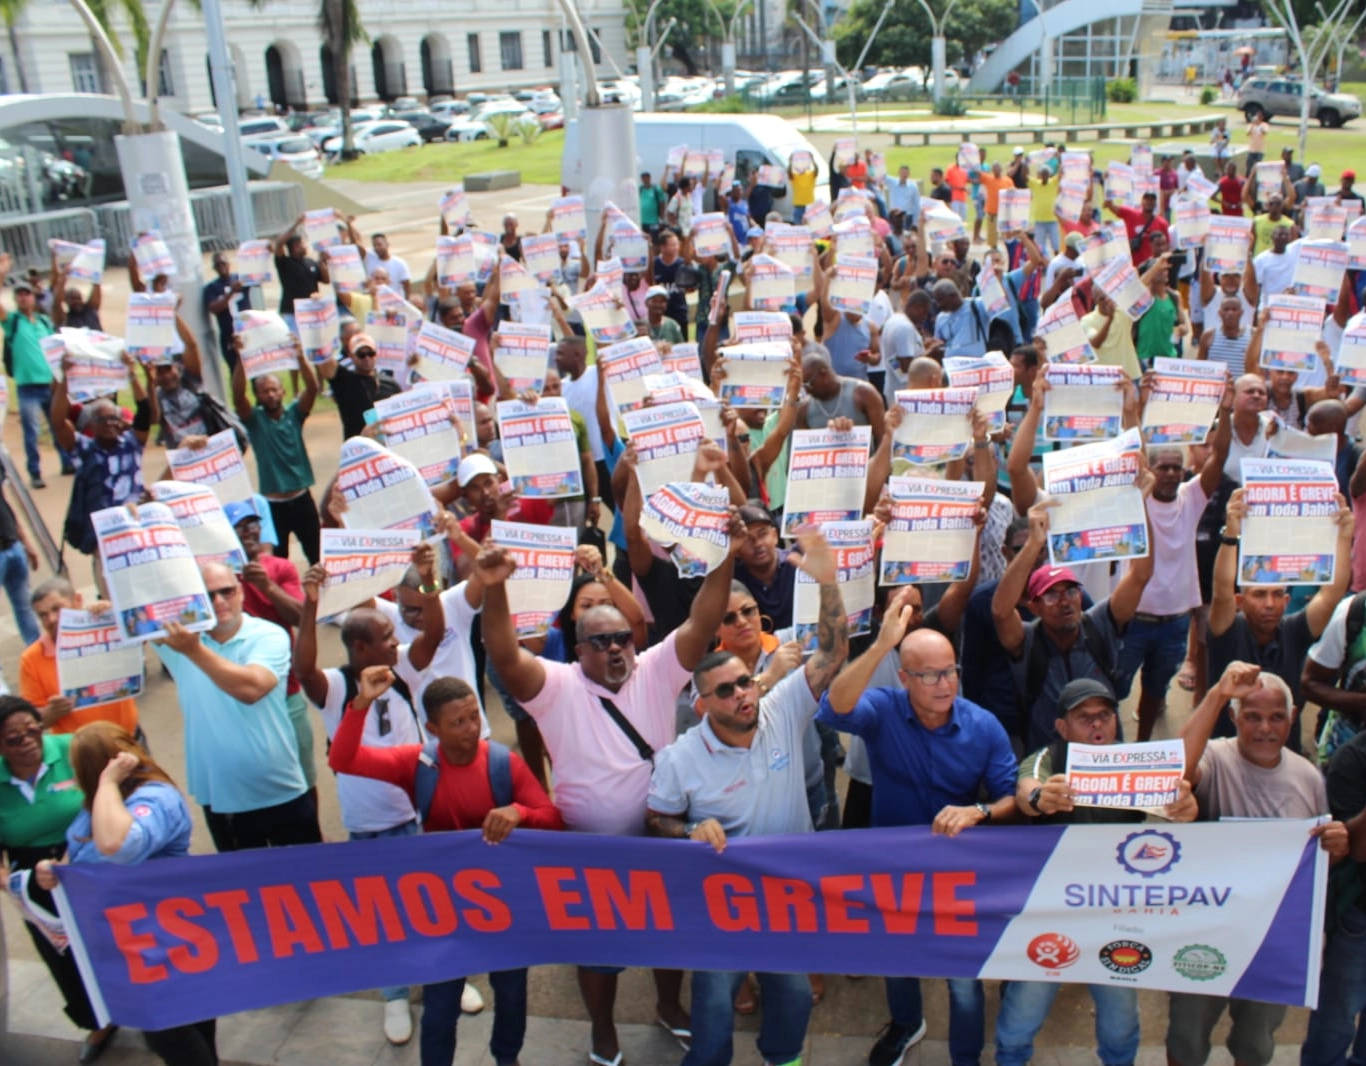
[1030,177,1060,223]
[790,169,816,207]
[1081,306,1140,381]
[1252,214,1294,257]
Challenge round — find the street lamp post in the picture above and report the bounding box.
[912,0,963,104]
[702,0,753,97]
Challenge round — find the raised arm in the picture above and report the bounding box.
[1199,388,1234,498]
[673,514,744,670]
[790,528,849,697]
[1306,495,1356,638]
[295,343,320,418]
[472,546,548,702]
[49,372,78,452]
[1209,488,1244,638]
[231,348,253,422]
[1181,661,1262,789]
[827,589,914,713]
[1006,367,1047,514]
[993,498,1052,657]
[158,622,280,703]
[1106,466,1157,628]
[294,563,333,707]
[404,543,446,672]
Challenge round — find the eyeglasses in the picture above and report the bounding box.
[1040,585,1082,606]
[2,726,40,748]
[1068,708,1117,727]
[722,604,760,627]
[583,630,633,652]
[206,585,238,602]
[353,349,377,359]
[904,666,961,686]
[702,675,757,700]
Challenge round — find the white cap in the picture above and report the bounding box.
[1013,146,1025,155]
[456,453,499,487]
[645,284,670,301]
[1307,164,1322,178]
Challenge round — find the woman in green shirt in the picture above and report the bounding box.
[1134,268,1189,368]
[0,697,117,1060]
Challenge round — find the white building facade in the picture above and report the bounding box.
[1,0,630,114]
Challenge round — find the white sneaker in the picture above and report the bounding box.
[461,982,485,1014]
[383,998,413,1045]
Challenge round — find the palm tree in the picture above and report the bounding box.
[1,0,149,98]
[317,0,366,160]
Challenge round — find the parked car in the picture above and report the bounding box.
[390,96,421,111]
[430,99,471,119]
[322,120,421,158]
[444,101,534,142]
[393,110,452,142]
[238,115,291,138]
[537,109,565,131]
[862,68,924,99]
[1236,77,1361,127]
[242,134,325,179]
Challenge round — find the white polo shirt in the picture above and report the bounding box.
[647,670,817,839]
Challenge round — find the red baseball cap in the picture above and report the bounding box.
[1027,565,1080,600]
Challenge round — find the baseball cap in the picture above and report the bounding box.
[456,453,499,487]
[1026,565,1081,600]
[1065,231,1084,249]
[645,284,669,301]
[731,179,743,188]
[347,331,377,356]
[223,500,261,528]
[12,280,32,293]
[1345,169,1357,181]
[737,504,775,528]
[1307,164,1322,178]
[1057,677,1117,715]
[745,226,764,240]
[1013,146,1024,156]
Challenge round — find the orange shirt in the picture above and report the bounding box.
[983,173,1014,214]
[945,165,969,202]
[19,639,140,736]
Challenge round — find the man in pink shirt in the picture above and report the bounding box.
[1121,390,1233,739]
[477,515,744,1066]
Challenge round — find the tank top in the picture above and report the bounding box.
[825,314,871,381]
[804,377,863,429]
[1205,327,1249,376]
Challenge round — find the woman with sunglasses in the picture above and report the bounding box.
[0,697,118,1062]
[33,721,212,1065]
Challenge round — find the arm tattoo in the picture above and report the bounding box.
[805,580,849,696]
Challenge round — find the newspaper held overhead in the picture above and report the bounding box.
[493,322,553,394]
[148,481,249,570]
[166,430,255,506]
[53,330,128,402]
[92,503,213,642]
[495,398,584,500]
[316,529,422,619]
[436,235,477,289]
[410,319,474,382]
[1041,429,1149,567]
[1260,294,1324,374]
[622,402,708,497]
[1290,239,1348,304]
[748,255,796,311]
[129,231,175,279]
[335,437,440,536]
[599,336,666,414]
[302,208,342,251]
[829,254,878,316]
[1239,458,1339,586]
[716,343,791,408]
[295,296,339,364]
[945,353,1013,433]
[1036,292,1098,365]
[492,521,578,639]
[782,427,872,537]
[235,310,298,381]
[1336,310,1366,386]
[1141,358,1227,445]
[373,386,464,488]
[550,195,587,243]
[324,244,366,292]
[1042,363,1127,442]
[439,185,472,230]
[234,239,273,285]
[880,477,982,584]
[639,482,734,578]
[660,341,703,380]
[1204,216,1254,275]
[793,521,875,650]
[56,608,145,711]
[124,293,178,364]
[892,387,977,468]
[1264,419,1337,463]
[568,283,636,346]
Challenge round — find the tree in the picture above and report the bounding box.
[626,0,725,76]
[833,0,1015,71]
[2,0,151,96]
[317,0,366,160]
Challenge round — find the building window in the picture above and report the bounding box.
[70,52,100,94]
[589,27,602,64]
[467,33,481,74]
[542,29,553,69]
[500,32,523,71]
[155,49,174,96]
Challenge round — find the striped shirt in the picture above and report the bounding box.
[1205,327,1249,376]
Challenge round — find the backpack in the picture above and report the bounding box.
[339,665,418,738]
[415,738,512,827]
[62,447,110,556]
[195,389,250,454]
[1019,615,1123,742]
[4,312,53,378]
[1317,591,1366,766]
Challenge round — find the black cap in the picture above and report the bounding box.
[1057,678,1116,715]
[737,505,775,528]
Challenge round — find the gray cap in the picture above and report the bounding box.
[1057,678,1116,715]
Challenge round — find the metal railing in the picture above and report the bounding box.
[0,207,100,272]
[96,181,306,262]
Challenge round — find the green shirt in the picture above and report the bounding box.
[6,311,54,386]
[0,734,82,858]
[247,400,315,495]
[650,317,685,345]
[747,410,791,510]
[1134,293,1179,360]
[640,185,666,228]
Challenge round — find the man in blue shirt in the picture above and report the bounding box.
[817,608,1018,1066]
[932,279,992,358]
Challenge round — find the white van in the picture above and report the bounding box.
[561,112,828,218]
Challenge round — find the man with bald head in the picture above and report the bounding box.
[799,345,886,443]
[820,598,1018,1066]
[155,561,320,852]
[1224,373,1270,482]
[478,517,743,1064]
[294,542,444,1044]
[1306,398,1362,496]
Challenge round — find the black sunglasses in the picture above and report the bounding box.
[722,604,760,627]
[703,675,756,700]
[206,585,238,601]
[583,630,633,652]
[2,726,40,748]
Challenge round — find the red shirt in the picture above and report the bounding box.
[328,710,564,833]
[844,159,869,189]
[458,498,555,547]
[1111,205,1170,265]
[241,552,303,696]
[1218,175,1245,216]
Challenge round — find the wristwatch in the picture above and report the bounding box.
[975,801,993,824]
[1218,526,1240,546]
[1027,786,1045,814]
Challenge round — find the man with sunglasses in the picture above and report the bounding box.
[293,541,446,1046]
[819,600,1020,1066]
[319,331,401,440]
[477,511,745,1066]
[992,481,1157,752]
[155,561,321,853]
[645,527,848,1066]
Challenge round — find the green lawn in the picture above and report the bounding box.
[327,131,566,185]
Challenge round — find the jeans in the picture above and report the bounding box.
[1115,613,1189,701]
[996,981,1138,1066]
[1034,221,1061,257]
[684,970,811,1066]
[0,540,39,644]
[1303,905,1366,1066]
[421,969,527,1066]
[17,382,66,479]
[792,205,806,224]
[351,820,419,1002]
[886,976,984,1065]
